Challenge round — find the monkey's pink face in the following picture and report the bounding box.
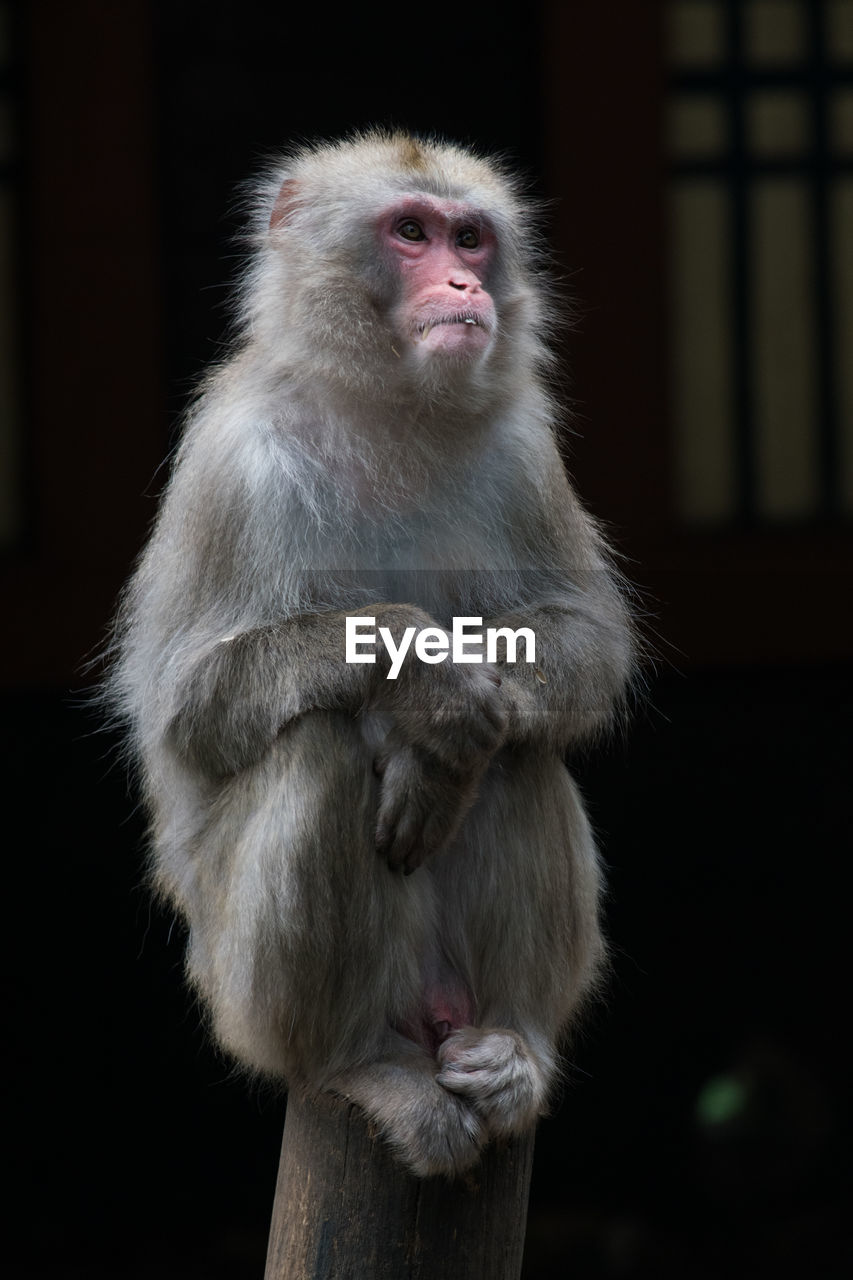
[379,196,497,362]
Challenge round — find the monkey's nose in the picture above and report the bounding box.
[449,277,482,294]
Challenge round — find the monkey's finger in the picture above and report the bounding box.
[382,800,423,870]
[375,793,403,855]
[375,755,413,834]
[391,805,424,864]
[376,809,402,857]
[402,841,428,875]
[436,1066,491,1095]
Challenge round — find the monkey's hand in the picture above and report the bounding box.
[374,744,483,875]
[383,660,507,775]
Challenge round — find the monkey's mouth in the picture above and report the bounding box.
[417,313,491,340]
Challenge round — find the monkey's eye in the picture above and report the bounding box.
[456,227,480,249]
[397,219,426,242]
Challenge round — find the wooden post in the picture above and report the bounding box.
[264,1091,535,1280]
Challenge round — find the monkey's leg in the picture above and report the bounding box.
[184,711,433,1082]
[430,748,605,1138]
[326,1031,489,1178]
[188,716,550,1172]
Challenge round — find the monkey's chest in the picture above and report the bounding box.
[354,499,515,569]
[345,516,517,619]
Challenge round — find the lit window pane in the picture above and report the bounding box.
[748,91,811,154]
[827,0,853,61]
[667,0,725,66]
[830,88,853,153]
[668,95,728,158]
[831,180,853,514]
[745,0,805,64]
[751,180,819,519]
[670,182,736,523]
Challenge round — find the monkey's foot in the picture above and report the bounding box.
[436,1027,546,1137]
[383,1086,486,1177]
[330,1061,486,1178]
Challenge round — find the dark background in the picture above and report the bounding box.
[6,3,851,1277]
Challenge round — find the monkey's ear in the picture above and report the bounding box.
[270,179,300,230]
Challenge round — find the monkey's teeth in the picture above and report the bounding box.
[422,324,432,340]
[464,318,476,325]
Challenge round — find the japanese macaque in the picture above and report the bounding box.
[111,131,634,1177]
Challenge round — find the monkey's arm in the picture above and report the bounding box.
[166,604,443,778]
[484,456,635,750]
[167,605,506,870]
[486,591,633,749]
[370,578,630,867]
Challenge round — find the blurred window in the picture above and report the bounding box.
[0,0,22,550]
[666,0,853,525]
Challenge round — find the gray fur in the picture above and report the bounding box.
[109,131,633,1177]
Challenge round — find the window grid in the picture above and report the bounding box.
[670,0,853,525]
